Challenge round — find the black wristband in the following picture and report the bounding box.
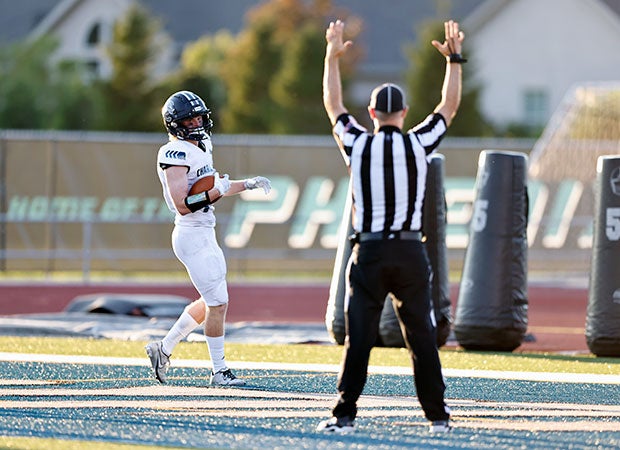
[184,191,212,212]
[448,53,467,63]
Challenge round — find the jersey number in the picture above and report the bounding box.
[471,199,489,233]
[606,207,620,241]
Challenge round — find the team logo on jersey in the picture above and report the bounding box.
[197,165,213,177]
[165,150,186,160]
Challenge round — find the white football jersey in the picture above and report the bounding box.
[157,138,218,227]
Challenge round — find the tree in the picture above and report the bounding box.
[156,31,235,131]
[0,37,98,130]
[405,20,491,137]
[99,3,162,131]
[49,60,102,130]
[0,37,56,129]
[220,0,361,134]
[220,18,281,133]
[270,22,328,134]
[178,31,233,110]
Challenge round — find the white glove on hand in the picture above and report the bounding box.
[244,176,272,195]
[214,173,231,196]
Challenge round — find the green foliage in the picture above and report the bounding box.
[99,3,162,131]
[1,336,619,375]
[404,20,492,137]
[0,38,53,129]
[156,31,235,132]
[49,60,103,130]
[270,23,330,134]
[496,121,545,139]
[0,4,166,132]
[180,31,234,79]
[0,37,99,131]
[220,19,282,133]
[220,0,361,134]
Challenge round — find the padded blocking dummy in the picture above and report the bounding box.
[586,155,620,357]
[454,151,529,352]
[325,190,353,345]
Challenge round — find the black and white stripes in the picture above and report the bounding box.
[333,113,447,233]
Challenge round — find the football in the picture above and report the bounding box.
[188,175,215,195]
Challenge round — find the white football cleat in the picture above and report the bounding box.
[210,368,246,386]
[145,341,170,384]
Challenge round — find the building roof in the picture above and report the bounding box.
[602,0,620,15]
[141,0,257,42]
[0,0,58,42]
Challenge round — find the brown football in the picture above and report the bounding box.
[188,175,215,195]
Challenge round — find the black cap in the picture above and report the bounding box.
[370,83,406,113]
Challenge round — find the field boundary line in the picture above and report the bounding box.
[1,352,619,384]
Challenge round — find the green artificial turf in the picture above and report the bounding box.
[1,336,618,375]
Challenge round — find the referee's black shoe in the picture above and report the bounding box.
[429,420,452,433]
[316,416,355,433]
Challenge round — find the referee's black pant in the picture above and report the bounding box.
[332,239,450,422]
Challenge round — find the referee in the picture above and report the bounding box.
[316,19,465,434]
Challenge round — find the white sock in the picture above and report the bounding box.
[206,335,226,373]
[161,310,201,356]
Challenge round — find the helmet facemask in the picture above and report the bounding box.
[169,113,213,141]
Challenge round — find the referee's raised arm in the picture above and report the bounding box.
[432,20,466,127]
[323,20,352,126]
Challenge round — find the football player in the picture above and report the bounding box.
[146,90,271,386]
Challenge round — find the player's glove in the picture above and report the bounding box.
[244,176,272,195]
[214,172,231,196]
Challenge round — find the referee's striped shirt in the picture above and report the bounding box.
[333,112,447,233]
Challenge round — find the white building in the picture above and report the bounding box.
[464,0,620,128]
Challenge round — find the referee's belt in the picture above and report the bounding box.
[355,230,422,242]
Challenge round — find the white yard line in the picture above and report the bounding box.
[0,352,619,384]
[1,384,619,433]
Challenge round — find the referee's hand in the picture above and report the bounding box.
[325,19,353,59]
[431,20,465,58]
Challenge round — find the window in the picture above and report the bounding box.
[86,22,101,46]
[523,88,549,128]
